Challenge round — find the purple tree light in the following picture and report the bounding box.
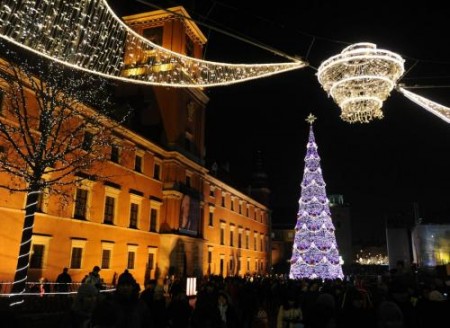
[289,114,344,280]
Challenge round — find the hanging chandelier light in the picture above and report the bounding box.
[317,42,405,123]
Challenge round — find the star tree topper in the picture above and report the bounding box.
[306,113,317,125]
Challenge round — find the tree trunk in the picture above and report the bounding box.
[10,190,40,306]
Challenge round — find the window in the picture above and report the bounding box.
[110,145,120,163]
[127,245,138,270]
[254,233,257,251]
[82,131,94,151]
[209,187,215,197]
[129,203,139,228]
[70,239,86,269]
[146,247,157,280]
[153,162,161,180]
[104,196,115,224]
[147,253,154,271]
[238,257,241,273]
[220,223,225,245]
[127,251,136,270]
[229,258,234,272]
[207,248,213,275]
[245,230,249,249]
[238,229,242,248]
[129,193,143,229]
[74,188,88,219]
[30,235,51,269]
[149,198,161,232]
[229,225,235,247]
[103,185,120,225]
[135,155,143,173]
[30,244,45,269]
[221,196,225,207]
[101,249,111,269]
[150,208,158,232]
[70,247,83,269]
[239,202,242,214]
[230,199,234,211]
[208,211,214,227]
[143,26,163,46]
[260,235,263,251]
[101,242,114,269]
[220,257,224,276]
[186,175,191,188]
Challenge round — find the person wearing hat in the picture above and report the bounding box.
[85,265,103,290]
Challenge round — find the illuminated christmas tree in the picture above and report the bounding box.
[289,114,344,280]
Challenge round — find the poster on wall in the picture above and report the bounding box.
[179,193,200,236]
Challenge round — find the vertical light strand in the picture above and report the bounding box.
[9,189,41,307]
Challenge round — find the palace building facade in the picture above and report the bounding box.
[0,7,270,287]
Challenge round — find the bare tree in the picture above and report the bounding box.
[0,44,131,305]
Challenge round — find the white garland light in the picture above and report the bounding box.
[9,190,39,306]
[317,42,405,123]
[398,87,450,123]
[0,0,306,87]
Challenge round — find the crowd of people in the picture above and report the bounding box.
[51,264,450,328]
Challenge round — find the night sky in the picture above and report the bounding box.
[109,0,450,242]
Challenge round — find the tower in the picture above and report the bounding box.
[249,150,271,206]
[289,114,344,280]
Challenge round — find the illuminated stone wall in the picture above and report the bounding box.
[412,224,450,267]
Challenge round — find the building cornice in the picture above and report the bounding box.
[122,6,207,45]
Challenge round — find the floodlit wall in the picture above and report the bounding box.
[412,224,450,267]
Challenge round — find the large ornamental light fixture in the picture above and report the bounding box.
[1,2,450,125]
[317,43,405,123]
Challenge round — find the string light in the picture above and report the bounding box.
[355,249,388,265]
[317,42,405,123]
[8,190,39,306]
[398,87,450,123]
[0,0,306,87]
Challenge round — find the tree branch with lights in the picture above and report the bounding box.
[0,44,132,306]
